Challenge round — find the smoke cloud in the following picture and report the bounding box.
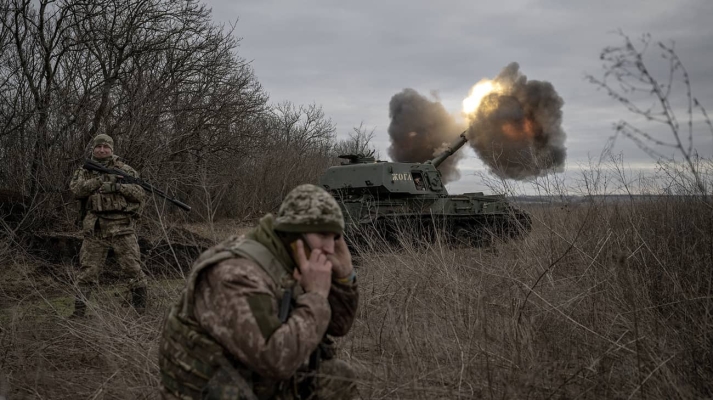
[387,88,465,183]
[467,62,567,180]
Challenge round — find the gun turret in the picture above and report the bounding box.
[338,154,376,165]
[427,131,468,169]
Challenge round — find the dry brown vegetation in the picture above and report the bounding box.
[1,160,712,399]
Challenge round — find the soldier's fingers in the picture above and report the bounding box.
[308,248,323,264]
[325,254,338,265]
[315,252,327,266]
[318,254,332,271]
[294,240,308,267]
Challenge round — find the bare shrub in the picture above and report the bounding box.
[333,123,379,159]
[586,32,713,195]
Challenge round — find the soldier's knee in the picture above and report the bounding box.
[80,244,108,266]
[321,359,355,379]
[128,274,148,289]
[315,359,357,400]
[77,264,101,285]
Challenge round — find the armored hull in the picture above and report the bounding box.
[319,133,531,246]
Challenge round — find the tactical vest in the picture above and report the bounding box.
[159,235,300,400]
[84,160,140,214]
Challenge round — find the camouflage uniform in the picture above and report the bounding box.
[69,134,147,315]
[159,184,359,399]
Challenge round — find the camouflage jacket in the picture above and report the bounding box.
[159,235,359,399]
[69,155,144,238]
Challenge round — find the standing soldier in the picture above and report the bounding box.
[69,134,148,317]
[159,184,359,399]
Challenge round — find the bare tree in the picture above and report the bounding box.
[333,122,378,158]
[0,0,355,227]
[0,0,271,227]
[266,101,336,152]
[0,0,81,201]
[587,32,713,194]
[226,101,336,215]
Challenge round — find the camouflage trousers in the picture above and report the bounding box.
[78,233,147,290]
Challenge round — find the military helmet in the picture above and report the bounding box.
[274,184,344,234]
[92,134,114,151]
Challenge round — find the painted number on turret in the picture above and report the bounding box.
[391,173,412,181]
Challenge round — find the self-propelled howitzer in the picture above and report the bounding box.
[318,131,531,245]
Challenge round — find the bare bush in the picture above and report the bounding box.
[210,101,338,220]
[586,32,713,195]
[333,122,379,158]
[0,0,270,230]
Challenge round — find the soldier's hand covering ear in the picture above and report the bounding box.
[329,235,353,280]
[293,239,332,298]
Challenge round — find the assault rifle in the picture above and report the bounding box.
[84,159,191,212]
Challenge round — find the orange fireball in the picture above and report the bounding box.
[501,118,537,141]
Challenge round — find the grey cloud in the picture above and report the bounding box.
[206,0,713,192]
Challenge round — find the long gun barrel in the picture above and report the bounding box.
[427,130,468,169]
[83,159,191,212]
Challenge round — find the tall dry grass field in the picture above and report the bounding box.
[344,194,712,399]
[1,185,712,399]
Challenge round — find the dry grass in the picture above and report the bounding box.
[1,174,712,399]
[343,196,713,399]
[181,219,253,243]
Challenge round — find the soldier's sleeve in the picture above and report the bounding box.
[69,168,101,199]
[117,165,145,203]
[326,278,359,337]
[193,258,332,380]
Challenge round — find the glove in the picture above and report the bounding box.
[103,174,118,184]
[100,181,121,194]
[88,177,103,192]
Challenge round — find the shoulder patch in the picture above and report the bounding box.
[246,294,281,340]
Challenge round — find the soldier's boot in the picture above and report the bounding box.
[130,286,147,314]
[70,288,92,318]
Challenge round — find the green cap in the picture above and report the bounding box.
[274,184,344,234]
[92,134,114,151]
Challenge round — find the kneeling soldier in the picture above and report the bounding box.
[159,184,359,399]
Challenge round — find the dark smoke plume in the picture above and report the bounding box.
[387,88,465,182]
[467,62,567,180]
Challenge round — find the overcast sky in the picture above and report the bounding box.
[205,0,713,194]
